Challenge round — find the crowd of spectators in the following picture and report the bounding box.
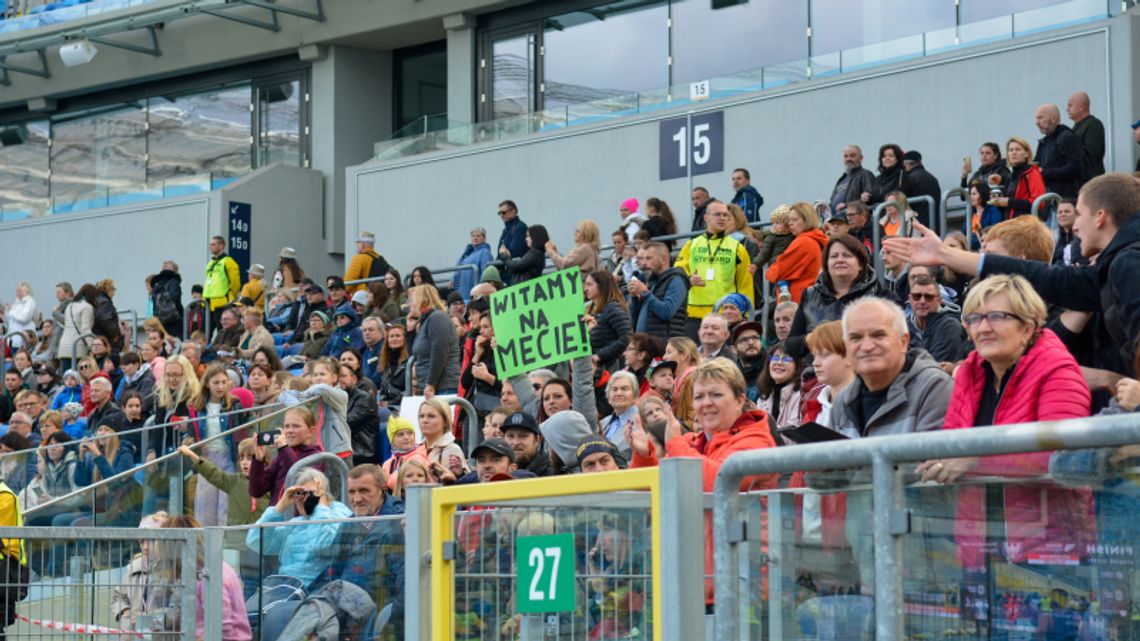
[0,91,1137,638]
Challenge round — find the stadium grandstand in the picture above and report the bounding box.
[0,0,1139,640]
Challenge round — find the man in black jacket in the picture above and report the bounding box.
[1036,103,1088,200]
[900,150,942,233]
[150,262,184,338]
[339,364,380,465]
[907,272,966,364]
[829,145,878,215]
[885,173,1140,380]
[502,412,550,477]
[1067,91,1105,177]
[690,187,715,231]
[629,243,689,339]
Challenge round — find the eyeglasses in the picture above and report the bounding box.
[769,355,794,364]
[78,364,92,370]
[736,335,763,344]
[497,209,511,216]
[963,311,1025,327]
[532,383,542,391]
[909,292,939,302]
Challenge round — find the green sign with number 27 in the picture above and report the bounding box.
[515,533,575,613]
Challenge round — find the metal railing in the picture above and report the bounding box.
[940,187,969,239]
[25,402,293,518]
[70,331,95,367]
[0,525,202,641]
[117,308,139,349]
[0,330,26,376]
[711,412,1140,641]
[284,451,350,501]
[1032,191,1063,230]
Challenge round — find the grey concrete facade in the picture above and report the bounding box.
[349,16,1132,275]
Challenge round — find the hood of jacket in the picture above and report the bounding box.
[799,228,828,252]
[332,303,359,329]
[540,410,596,469]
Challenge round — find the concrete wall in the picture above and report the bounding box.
[219,164,337,285]
[0,197,211,321]
[349,19,1125,274]
[311,46,393,257]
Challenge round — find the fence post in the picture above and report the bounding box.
[404,484,435,641]
[871,202,891,286]
[872,453,903,641]
[202,528,225,641]
[658,459,706,641]
[180,529,199,641]
[118,309,139,349]
[906,194,936,236]
[71,331,95,369]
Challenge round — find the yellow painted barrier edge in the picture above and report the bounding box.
[430,468,663,641]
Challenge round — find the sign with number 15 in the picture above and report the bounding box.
[515,533,575,613]
[658,111,724,181]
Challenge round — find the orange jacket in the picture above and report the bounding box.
[635,409,779,605]
[765,228,828,304]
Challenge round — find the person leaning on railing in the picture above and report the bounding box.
[916,275,1095,571]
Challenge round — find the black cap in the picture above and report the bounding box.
[646,359,677,378]
[36,364,57,378]
[575,435,620,467]
[447,291,465,306]
[826,212,849,224]
[328,277,345,290]
[503,412,540,435]
[307,285,325,295]
[731,321,765,344]
[472,438,516,463]
[902,150,922,162]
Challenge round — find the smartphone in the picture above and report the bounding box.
[256,430,280,446]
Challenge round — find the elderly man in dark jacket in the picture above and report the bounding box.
[900,150,942,233]
[830,145,878,215]
[1036,103,1088,200]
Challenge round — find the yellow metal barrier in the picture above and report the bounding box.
[429,468,662,641]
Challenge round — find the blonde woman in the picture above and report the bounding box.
[151,354,201,458]
[546,219,600,276]
[414,397,466,483]
[408,284,460,398]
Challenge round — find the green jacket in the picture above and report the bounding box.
[194,458,268,548]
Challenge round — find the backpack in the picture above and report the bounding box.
[365,251,391,280]
[153,289,179,326]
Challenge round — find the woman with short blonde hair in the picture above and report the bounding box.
[547,219,601,276]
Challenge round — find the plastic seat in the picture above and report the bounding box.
[272,332,285,345]
[284,343,303,357]
[275,345,285,359]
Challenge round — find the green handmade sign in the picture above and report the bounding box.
[515,532,576,613]
[490,268,591,379]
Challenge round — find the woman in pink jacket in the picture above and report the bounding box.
[917,275,1094,570]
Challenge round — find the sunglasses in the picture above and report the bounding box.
[769,355,794,365]
[909,292,939,302]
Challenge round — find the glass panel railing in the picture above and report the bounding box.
[755,479,872,641]
[901,450,1132,640]
[0,0,163,34]
[373,0,1109,162]
[0,171,232,222]
[243,513,405,641]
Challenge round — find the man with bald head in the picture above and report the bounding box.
[1067,91,1105,177]
[1036,103,1088,199]
[829,145,878,215]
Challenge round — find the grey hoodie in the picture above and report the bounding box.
[540,411,597,474]
[281,385,353,458]
[829,348,953,439]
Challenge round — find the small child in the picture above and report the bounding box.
[382,417,422,492]
[177,437,267,598]
[643,360,676,403]
[60,402,87,440]
[754,204,795,268]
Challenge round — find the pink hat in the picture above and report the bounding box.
[620,198,639,213]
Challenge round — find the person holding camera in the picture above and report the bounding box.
[244,467,351,588]
[248,405,324,503]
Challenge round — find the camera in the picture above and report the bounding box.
[256,430,279,446]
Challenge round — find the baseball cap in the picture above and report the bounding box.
[328,277,345,290]
[502,412,540,435]
[472,437,516,463]
[826,212,849,224]
[646,359,677,378]
[447,291,465,306]
[575,435,620,468]
[351,291,369,306]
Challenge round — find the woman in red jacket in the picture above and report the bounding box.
[989,136,1045,219]
[765,202,828,304]
[917,275,1094,570]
